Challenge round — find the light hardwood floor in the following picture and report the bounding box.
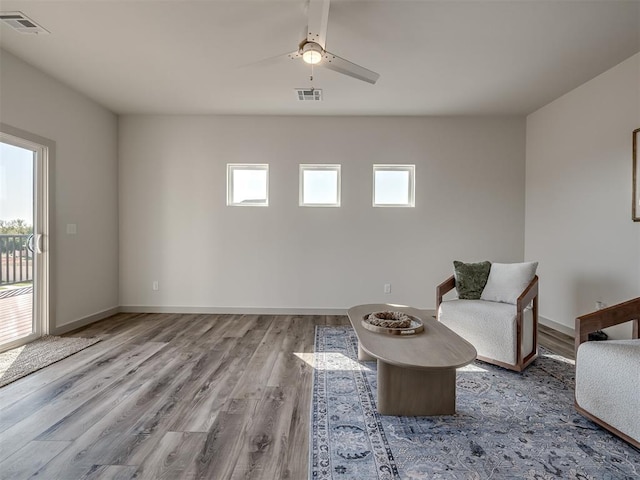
[0,313,573,479]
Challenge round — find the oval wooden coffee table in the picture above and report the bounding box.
[348,304,477,416]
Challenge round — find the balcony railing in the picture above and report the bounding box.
[0,234,33,286]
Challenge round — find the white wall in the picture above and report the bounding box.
[119,115,526,312]
[525,53,640,337]
[0,49,119,330]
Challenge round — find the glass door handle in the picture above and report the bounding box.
[27,234,34,253]
[34,234,44,254]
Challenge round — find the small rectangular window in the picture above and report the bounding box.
[299,164,341,207]
[227,164,269,206]
[373,164,415,207]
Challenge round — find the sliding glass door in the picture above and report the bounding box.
[0,132,49,352]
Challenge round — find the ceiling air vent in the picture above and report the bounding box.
[295,88,322,102]
[0,12,49,35]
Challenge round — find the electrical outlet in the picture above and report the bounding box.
[384,283,391,294]
[152,281,159,291]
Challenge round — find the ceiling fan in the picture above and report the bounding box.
[262,0,380,85]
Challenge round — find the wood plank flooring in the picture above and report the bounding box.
[0,312,574,479]
[539,322,575,359]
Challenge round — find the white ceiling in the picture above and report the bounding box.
[1,0,638,116]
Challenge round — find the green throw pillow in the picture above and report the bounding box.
[453,260,491,300]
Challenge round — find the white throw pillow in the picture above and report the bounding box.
[480,262,538,305]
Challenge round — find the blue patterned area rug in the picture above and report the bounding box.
[309,325,640,479]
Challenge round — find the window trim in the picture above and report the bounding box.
[226,163,269,207]
[299,164,341,207]
[372,164,415,207]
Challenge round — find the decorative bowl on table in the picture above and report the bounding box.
[361,311,424,335]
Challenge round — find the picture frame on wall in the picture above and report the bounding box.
[634,128,640,222]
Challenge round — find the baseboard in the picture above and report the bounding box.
[51,306,121,335]
[539,315,575,338]
[119,305,348,316]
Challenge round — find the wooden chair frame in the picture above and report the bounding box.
[574,297,640,449]
[436,275,539,372]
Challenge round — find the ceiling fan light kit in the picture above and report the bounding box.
[301,42,323,64]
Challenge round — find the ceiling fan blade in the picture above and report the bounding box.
[238,51,299,69]
[307,0,330,49]
[320,51,380,84]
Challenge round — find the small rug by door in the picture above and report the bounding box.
[0,335,100,387]
[310,325,640,479]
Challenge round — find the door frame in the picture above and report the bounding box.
[0,123,55,349]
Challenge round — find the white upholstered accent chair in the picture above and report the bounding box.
[436,267,539,372]
[574,298,640,449]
